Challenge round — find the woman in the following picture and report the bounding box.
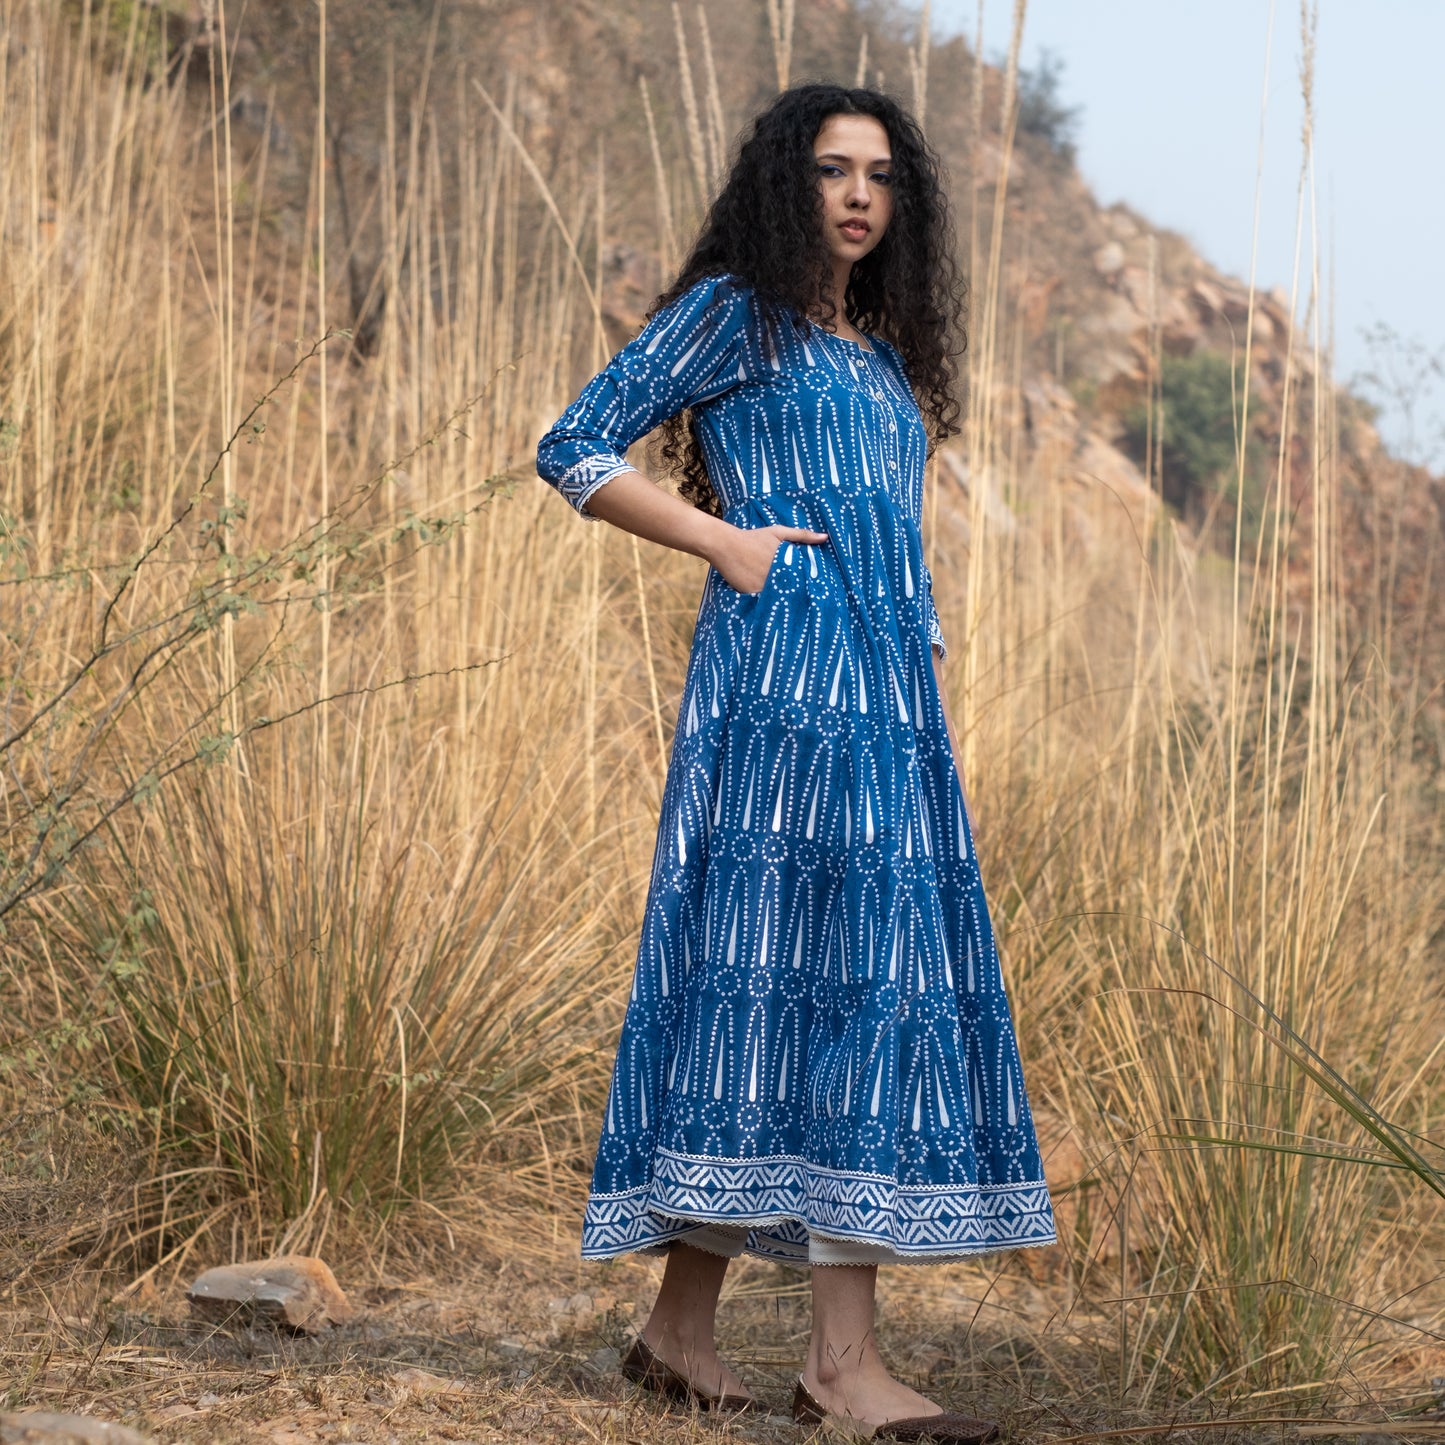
[536,84,1055,1441]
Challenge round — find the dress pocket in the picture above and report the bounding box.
[748,538,796,596]
[717,536,795,599]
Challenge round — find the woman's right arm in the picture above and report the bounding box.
[535,276,825,592]
[582,468,822,594]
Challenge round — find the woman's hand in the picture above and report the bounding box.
[580,471,827,594]
[708,523,829,594]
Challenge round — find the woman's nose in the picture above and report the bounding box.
[846,172,870,206]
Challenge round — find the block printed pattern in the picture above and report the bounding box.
[537,276,1057,1263]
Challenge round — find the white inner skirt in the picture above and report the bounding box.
[674,1221,967,1266]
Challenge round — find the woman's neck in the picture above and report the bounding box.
[810,259,857,334]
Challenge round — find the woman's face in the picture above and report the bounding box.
[812,112,894,268]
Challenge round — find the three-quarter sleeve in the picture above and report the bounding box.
[536,274,753,518]
[922,562,948,660]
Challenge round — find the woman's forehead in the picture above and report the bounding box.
[813,112,891,158]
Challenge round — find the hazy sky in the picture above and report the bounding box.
[929,0,1445,465]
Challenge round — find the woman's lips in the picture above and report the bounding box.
[840,219,871,240]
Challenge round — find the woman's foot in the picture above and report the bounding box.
[800,1355,940,1426]
[631,1324,756,1407]
[801,1262,996,1440]
[626,1240,757,1409]
[794,1374,998,1442]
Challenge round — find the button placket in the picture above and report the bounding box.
[864,353,904,508]
[846,344,904,508]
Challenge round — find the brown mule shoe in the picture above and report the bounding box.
[619,1334,761,1413]
[793,1376,1000,1443]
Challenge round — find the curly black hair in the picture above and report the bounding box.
[650,83,966,515]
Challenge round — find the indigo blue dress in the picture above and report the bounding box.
[537,275,1056,1264]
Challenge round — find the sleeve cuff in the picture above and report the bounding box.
[555,456,636,519]
[927,607,948,660]
[922,559,947,660]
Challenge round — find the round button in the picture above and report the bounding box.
[888,421,897,432]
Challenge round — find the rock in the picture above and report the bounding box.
[1021,378,1081,481]
[1075,293,1147,384]
[1106,207,1141,241]
[389,1367,458,1394]
[1120,266,1202,347]
[1092,241,1125,277]
[186,1255,355,1333]
[1191,278,1225,318]
[546,1290,595,1319]
[0,1414,153,1445]
[1070,433,1159,559]
[601,244,653,334]
[935,451,1018,536]
[1216,287,1254,324]
[1015,275,1061,336]
[1022,376,1078,429]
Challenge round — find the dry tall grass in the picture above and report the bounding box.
[2,0,1440,1413]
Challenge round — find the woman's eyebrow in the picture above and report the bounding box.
[816,151,893,165]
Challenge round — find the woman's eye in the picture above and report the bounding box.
[817,163,891,184]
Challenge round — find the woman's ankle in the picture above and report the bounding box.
[643,1312,717,1359]
[806,1341,886,1390]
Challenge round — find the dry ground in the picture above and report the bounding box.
[5,1244,1442,1444]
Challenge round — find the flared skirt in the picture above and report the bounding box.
[581,487,1056,1263]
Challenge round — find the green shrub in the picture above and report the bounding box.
[1016,50,1081,162]
[1123,350,1247,517]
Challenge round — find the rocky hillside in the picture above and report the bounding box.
[143,0,1444,683]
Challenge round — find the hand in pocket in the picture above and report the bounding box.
[713,523,829,594]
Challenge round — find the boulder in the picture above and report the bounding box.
[0,1414,152,1445]
[1120,266,1202,348]
[1191,278,1225,319]
[1105,207,1141,241]
[1075,293,1146,384]
[1092,241,1125,277]
[186,1255,355,1333]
